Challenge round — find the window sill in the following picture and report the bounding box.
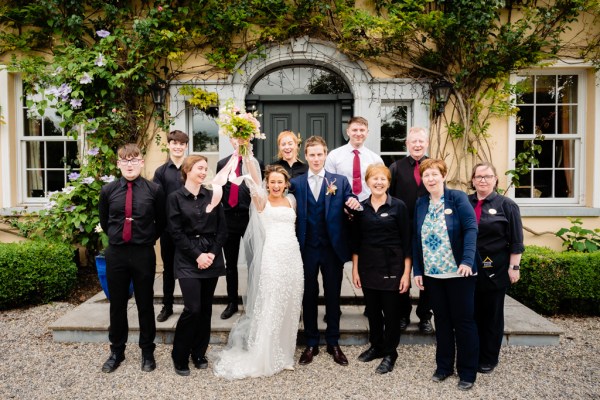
[1,206,44,216]
[520,207,600,217]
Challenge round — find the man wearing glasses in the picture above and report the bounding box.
[99,144,166,373]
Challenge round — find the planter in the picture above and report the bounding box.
[95,255,133,300]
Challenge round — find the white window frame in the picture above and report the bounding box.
[16,76,79,204]
[379,100,414,161]
[508,68,586,207]
[186,102,219,155]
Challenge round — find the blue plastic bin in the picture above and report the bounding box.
[95,255,134,300]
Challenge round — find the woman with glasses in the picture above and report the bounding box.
[468,162,524,375]
[412,158,479,391]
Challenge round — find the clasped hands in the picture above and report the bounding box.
[197,252,215,270]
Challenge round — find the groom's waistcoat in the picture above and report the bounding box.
[306,188,330,248]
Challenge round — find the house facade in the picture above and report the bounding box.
[2,36,599,250]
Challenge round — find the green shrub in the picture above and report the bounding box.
[0,240,77,309]
[508,245,600,315]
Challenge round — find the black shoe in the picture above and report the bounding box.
[418,320,434,334]
[399,317,410,332]
[192,355,208,369]
[156,306,173,322]
[478,363,496,374]
[458,380,474,391]
[357,346,383,362]
[432,371,453,382]
[327,345,349,366]
[220,303,238,320]
[299,346,319,365]
[141,354,156,372]
[101,352,125,373]
[375,354,397,374]
[173,361,190,376]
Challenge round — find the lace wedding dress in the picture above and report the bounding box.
[213,199,304,379]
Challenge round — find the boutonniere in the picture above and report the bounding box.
[325,178,337,196]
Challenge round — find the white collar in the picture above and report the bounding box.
[308,169,325,179]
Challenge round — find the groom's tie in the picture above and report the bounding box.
[310,175,321,200]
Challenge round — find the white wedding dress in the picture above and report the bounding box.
[213,199,304,379]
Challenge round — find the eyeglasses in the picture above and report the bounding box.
[474,175,495,182]
[118,158,142,166]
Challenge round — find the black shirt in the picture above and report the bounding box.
[351,195,411,290]
[271,158,308,178]
[152,159,183,196]
[468,191,525,256]
[167,186,228,279]
[99,176,166,246]
[389,155,429,221]
[216,155,265,213]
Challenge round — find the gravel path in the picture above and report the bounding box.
[0,303,598,399]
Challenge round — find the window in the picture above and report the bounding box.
[380,101,412,166]
[513,72,583,204]
[188,106,219,153]
[19,89,78,202]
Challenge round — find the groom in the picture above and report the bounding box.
[291,136,361,366]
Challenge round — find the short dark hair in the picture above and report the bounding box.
[167,130,189,144]
[304,136,328,155]
[117,143,141,159]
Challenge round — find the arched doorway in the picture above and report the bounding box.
[245,65,354,164]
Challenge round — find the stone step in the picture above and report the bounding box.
[51,264,563,347]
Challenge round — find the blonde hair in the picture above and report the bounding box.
[304,136,328,155]
[276,131,301,160]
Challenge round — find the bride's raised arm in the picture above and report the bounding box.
[242,155,267,212]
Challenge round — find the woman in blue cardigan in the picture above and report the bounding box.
[412,159,479,391]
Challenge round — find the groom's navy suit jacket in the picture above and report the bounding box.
[291,171,355,263]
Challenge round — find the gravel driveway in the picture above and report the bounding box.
[0,303,598,399]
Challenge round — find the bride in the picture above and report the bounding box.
[212,155,304,379]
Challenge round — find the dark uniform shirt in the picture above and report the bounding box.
[352,195,411,290]
[99,176,166,246]
[271,158,308,178]
[216,155,265,213]
[389,155,429,221]
[167,186,228,279]
[152,158,183,196]
[468,191,525,289]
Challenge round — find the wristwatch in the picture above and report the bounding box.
[510,264,520,271]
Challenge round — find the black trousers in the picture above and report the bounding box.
[222,211,250,304]
[160,232,176,308]
[474,287,506,366]
[172,277,218,364]
[399,287,432,322]
[105,244,156,355]
[426,275,479,383]
[363,287,402,356]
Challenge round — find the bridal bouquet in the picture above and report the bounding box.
[218,99,265,156]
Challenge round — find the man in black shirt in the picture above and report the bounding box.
[216,140,264,319]
[389,127,434,334]
[152,130,188,322]
[99,143,166,373]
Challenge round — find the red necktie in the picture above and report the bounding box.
[474,199,484,224]
[122,181,133,242]
[228,156,242,208]
[414,159,421,186]
[352,149,362,195]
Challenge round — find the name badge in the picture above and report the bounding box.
[489,208,497,215]
[483,256,493,268]
[444,209,453,215]
[380,213,389,217]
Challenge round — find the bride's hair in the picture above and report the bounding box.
[264,164,291,190]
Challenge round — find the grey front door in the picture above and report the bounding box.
[246,94,353,165]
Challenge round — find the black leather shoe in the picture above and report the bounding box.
[478,363,496,374]
[432,371,453,382]
[192,355,209,369]
[156,305,173,322]
[458,380,474,391]
[418,320,434,334]
[101,352,125,373]
[375,354,397,374]
[299,346,319,365]
[173,361,190,376]
[327,345,349,366]
[399,317,410,332]
[358,346,383,362]
[220,303,238,320]
[141,354,156,372]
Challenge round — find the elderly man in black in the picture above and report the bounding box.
[99,143,166,373]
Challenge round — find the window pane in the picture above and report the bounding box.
[191,109,219,152]
[24,115,42,137]
[555,140,574,168]
[557,75,577,103]
[535,75,557,104]
[46,142,65,168]
[380,105,408,153]
[26,142,44,169]
[557,105,576,134]
[66,141,80,169]
[514,170,533,198]
[250,66,350,95]
[26,170,44,197]
[516,76,534,104]
[47,171,66,193]
[536,105,556,134]
[43,115,62,136]
[555,170,574,198]
[516,105,533,135]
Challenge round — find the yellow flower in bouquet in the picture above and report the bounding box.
[218,99,265,156]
